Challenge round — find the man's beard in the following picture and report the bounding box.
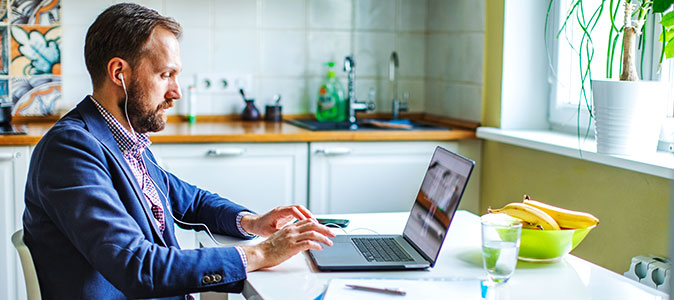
[123,78,172,134]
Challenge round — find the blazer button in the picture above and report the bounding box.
[213,274,222,282]
[202,275,212,284]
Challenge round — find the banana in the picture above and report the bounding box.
[522,196,599,229]
[488,203,560,230]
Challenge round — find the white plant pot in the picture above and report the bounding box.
[592,79,667,155]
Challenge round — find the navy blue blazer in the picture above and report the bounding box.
[24,97,252,299]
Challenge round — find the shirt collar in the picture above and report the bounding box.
[89,96,151,154]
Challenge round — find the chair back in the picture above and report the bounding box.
[11,229,41,300]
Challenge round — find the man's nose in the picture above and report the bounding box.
[168,78,182,100]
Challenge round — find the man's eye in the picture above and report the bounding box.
[161,73,170,79]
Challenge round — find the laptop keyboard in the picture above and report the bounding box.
[352,237,414,262]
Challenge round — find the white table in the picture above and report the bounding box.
[198,210,668,300]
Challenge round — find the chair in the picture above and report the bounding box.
[11,229,41,300]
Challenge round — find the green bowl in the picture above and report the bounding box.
[518,226,595,262]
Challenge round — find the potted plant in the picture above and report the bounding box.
[548,0,674,155]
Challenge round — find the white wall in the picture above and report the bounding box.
[60,0,428,117]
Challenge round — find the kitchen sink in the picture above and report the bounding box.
[285,118,449,131]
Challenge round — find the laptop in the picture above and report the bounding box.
[309,146,475,271]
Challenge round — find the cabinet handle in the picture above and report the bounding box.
[314,147,352,156]
[206,148,246,157]
[0,152,15,161]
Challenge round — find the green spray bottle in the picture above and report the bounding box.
[316,62,346,122]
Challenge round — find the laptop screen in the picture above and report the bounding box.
[402,147,474,264]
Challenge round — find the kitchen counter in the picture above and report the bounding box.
[0,114,479,146]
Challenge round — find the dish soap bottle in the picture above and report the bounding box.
[316,62,346,122]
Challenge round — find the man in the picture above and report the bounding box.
[23,3,334,299]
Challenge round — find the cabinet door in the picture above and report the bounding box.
[0,146,29,300]
[152,142,308,217]
[309,141,459,214]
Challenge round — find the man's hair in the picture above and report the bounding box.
[84,3,182,88]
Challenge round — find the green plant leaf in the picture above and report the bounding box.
[665,40,674,58]
[653,0,674,13]
[661,11,674,28]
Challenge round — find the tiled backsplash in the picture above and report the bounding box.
[0,0,62,117]
[59,0,484,122]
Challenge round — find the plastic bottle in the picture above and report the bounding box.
[187,85,197,124]
[316,62,346,122]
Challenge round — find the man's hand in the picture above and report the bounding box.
[240,205,316,237]
[241,219,336,271]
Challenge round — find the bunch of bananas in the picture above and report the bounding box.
[487,195,599,230]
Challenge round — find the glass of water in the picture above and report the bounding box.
[481,213,522,284]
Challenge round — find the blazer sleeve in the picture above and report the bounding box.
[32,127,248,298]
[143,149,255,238]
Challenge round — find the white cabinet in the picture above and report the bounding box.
[308,141,481,214]
[0,146,29,300]
[151,143,308,249]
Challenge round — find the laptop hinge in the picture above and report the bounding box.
[402,234,434,265]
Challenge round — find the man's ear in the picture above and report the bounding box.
[107,58,128,87]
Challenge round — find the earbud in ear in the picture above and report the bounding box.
[117,73,124,81]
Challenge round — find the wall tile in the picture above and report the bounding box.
[425,80,481,121]
[354,32,394,77]
[60,0,112,26]
[260,30,306,77]
[395,33,425,78]
[258,77,308,114]
[398,79,424,111]
[61,73,91,107]
[0,26,7,75]
[114,0,164,14]
[445,33,483,84]
[212,29,259,75]
[425,32,448,80]
[165,0,210,27]
[11,76,61,116]
[307,30,351,76]
[10,25,61,75]
[397,0,426,32]
[262,0,305,30]
[11,0,61,25]
[427,0,450,32]
[355,0,395,31]
[60,25,87,76]
[309,0,352,30]
[460,0,485,32]
[213,0,258,29]
[178,26,212,78]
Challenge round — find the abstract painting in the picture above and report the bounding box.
[11,76,60,116]
[10,25,60,75]
[10,0,60,25]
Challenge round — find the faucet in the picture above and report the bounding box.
[344,56,374,126]
[389,51,408,120]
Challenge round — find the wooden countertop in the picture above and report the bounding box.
[0,113,479,146]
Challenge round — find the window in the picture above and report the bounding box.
[547,0,674,132]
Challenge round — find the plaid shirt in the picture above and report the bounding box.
[89,97,252,268]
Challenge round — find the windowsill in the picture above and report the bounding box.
[476,127,674,180]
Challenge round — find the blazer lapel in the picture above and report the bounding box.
[76,97,168,246]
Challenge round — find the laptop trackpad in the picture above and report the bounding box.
[312,239,365,263]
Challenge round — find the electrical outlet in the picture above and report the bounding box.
[194,73,252,94]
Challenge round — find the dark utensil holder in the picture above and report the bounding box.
[265,105,282,122]
[242,99,261,121]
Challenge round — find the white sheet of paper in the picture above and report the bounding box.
[322,278,484,300]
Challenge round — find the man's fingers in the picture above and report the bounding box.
[294,205,316,221]
[296,219,335,237]
[295,231,334,247]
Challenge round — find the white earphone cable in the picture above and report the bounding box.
[120,73,227,246]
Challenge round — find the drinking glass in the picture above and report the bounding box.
[481,213,522,284]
